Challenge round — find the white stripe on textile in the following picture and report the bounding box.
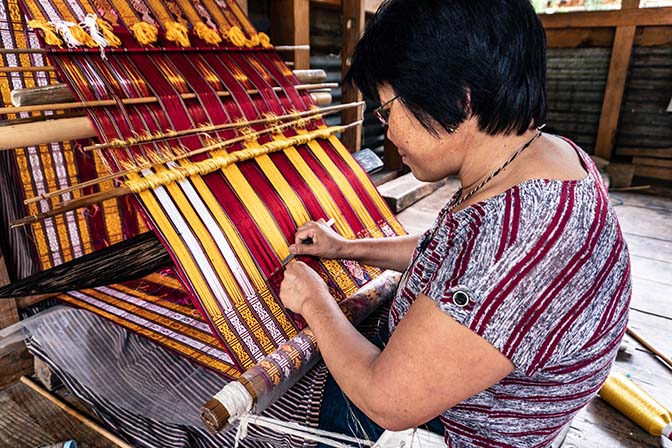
[150,178,264,361]
[96,285,213,333]
[172,164,286,346]
[235,415,372,448]
[50,142,84,258]
[69,290,235,364]
[27,146,63,266]
[662,423,672,448]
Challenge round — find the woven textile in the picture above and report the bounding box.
[57,270,244,378]
[0,0,148,279]
[19,0,405,374]
[26,306,328,448]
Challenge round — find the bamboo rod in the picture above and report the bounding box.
[0,48,45,54]
[20,376,134,448]
[11,69,327,107]
[23,101,364,205]
[1,116,95,151]
[0,83,337,115]
[11,121,361,228]
[0,91,334,151]
[83,101,360,151]
[0,45,312,55]
[627,326,672,372]
[0,66,55,73]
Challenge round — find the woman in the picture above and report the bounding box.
[279,0,631,446]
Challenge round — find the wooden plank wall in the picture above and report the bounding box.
[545,48,611,152]
[542,5,672,184]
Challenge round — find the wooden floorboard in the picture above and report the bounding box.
[397,184,672,447]
[0,380,119,448]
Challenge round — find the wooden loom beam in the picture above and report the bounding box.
[0,83,336,115]
[0,87,335,151]
[9,70,327,107]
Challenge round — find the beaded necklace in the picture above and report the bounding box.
[448,128,543,212]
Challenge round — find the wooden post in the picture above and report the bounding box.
[593,0,640,160]
[341,0,365,152]
[270,0,310,70]
[0,249,19,330]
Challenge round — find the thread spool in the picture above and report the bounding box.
[599,372,672,437]
[39,441,78,448]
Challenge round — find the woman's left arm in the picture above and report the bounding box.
[280,261,515,431]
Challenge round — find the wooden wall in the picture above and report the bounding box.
[301,2,672,182]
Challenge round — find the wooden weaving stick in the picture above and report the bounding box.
[10,70,327,106]
[0,83,337,115]
[627,326,672,372]
[10,121,362,228]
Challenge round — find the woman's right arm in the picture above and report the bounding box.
[289,220,419,272]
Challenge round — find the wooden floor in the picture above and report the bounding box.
[397,181,672,448]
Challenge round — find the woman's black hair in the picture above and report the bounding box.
[344,0,547,136]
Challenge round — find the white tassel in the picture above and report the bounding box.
[53,20,82,48]
[82,14,108,59]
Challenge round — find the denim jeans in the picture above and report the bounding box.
[316,323,443,447]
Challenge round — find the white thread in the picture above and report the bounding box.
[213,381,254,421]
[53,20,82,48]
[82,14,108,59]
[233,414,374,448]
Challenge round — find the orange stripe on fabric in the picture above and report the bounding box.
[105,0,141,27]
[144,0,179,28]
[226,0,256,37]
[130,171,256,369]
[144,272,187,294]
[185,161,299,342]
[157,161,276,355]
[304,133,382,238]
[88,284,221,345]
[199,0,233,32]
[328,135,407,236]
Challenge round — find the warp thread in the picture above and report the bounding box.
[234,415,374,448]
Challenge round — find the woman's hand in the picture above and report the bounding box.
[279,261,333,316]
[289,219,349,260]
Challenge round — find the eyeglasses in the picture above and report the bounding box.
[373,95,399,126]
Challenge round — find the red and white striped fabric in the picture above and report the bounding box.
[390,139,631,448]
